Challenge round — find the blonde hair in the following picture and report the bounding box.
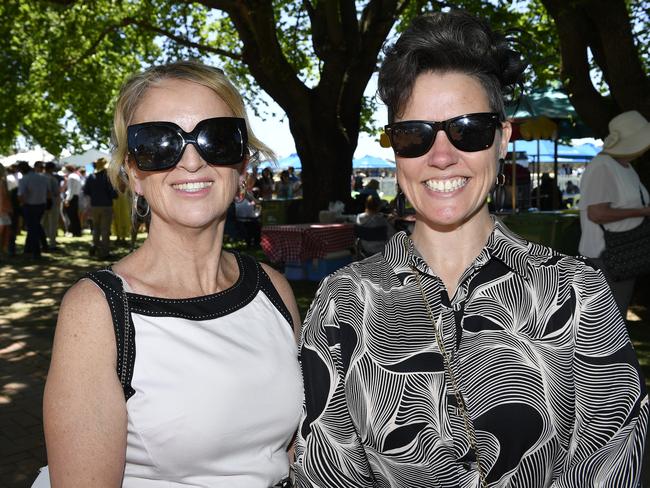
[108,60,275,190]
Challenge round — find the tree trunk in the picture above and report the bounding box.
[291,117,357,220]
[199,0,408,221]
[541,0,650,137]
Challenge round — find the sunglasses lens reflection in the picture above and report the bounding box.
[450,116,495,151]
[133,127,183,170]
[197,119,243,164]
[128,118,246,171]
[387,113,497,157]
[389,123,434,158]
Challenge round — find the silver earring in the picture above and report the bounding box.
[234,178,247,203]
[133,193,150,219]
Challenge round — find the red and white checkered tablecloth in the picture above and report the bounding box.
[261,223,355,263]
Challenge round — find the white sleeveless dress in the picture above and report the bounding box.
[98,252,303,487]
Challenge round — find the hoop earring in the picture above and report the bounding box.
[133,193,150,219]
[495,158,506,187]
[491,158,506,212]
[234,178,247,203]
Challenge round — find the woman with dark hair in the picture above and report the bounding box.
[294,11,647,488]
[256,167,275,200]
[275,170,294,199]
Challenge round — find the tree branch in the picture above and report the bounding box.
[301,0,315,16]
[188,0,240,9]
[193,0,311,118]
[127,17,242,60]
[65,15,241,70]
[587,0,650,114]
[341,0,403,106]
[541,0,616,136]
[63,17,132,70]
[340,0,361,53]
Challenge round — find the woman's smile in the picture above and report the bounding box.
[171,180,214,194]
[423,176,469,194]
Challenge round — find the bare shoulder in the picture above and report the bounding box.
[56,278,116,347]
[48,278,119,381]
[44,279,127,485]
[260,262,301,340]
[260,262,296,307]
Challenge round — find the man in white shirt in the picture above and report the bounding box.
[579,110,650,316]
[63,164,83,236]
[6,164,20,255]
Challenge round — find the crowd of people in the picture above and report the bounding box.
[246,165,302,200]
[225,165,304,247]
[0,158,132,261]
[0,154,306,261]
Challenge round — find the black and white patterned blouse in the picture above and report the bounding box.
[295,219,648,487]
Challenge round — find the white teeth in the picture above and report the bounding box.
[424,177,468,193]
[172,181,213,192]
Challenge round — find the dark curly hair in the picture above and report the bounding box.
[378,10,527,122]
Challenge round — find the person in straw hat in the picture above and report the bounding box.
[579,110,650,316]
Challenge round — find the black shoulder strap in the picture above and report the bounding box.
[84,268,136,400]
[249,255,294,331]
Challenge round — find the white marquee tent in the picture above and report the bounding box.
[0,148,55,167]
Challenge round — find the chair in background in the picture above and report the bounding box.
[354,224,388,259]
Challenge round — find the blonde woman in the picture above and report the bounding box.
[43,61,303,487]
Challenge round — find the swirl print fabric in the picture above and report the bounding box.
[295,220,648,487]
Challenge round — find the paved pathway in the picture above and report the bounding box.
[0,325,51,487]
[1,243,92,487]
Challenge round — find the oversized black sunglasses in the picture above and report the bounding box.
[127,117,248,171]
[384,112,501,157]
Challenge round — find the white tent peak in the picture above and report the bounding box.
[60,148,111,167]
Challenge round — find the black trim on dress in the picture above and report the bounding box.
[83,252,295,401]
[84,269,137,400]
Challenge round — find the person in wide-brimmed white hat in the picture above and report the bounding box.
[579,110,650,315]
